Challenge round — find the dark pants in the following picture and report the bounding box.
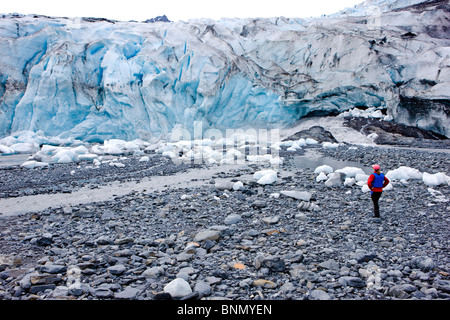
[371,192,382,217]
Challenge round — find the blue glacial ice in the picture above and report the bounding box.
[0,0,449,144]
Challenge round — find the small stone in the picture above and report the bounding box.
[215,180,234,191]
[339,276,366,288]
[224,214,242,225]
[435,280,450,293]
[409,256,435,272]
[205,276,221,285]
[176,272,190,281]
[388,285,409,299]
[260,256,286,272]
[280,282,296,292]
[194,281,212,296]
[193,230,220,242]
[297,201,319,211]
[93,287,114,298]
[19,273,34,290]
[295,212,308,220]
[153,292,172,300]
[164,278,192,299]
[252,200,267,208]
[68,282,88,296]
[252,279,277,289]
[62,206,72,214]
[114,286,140,300]
[319,259,340,271]
[262,216,279,224]
[29,283,56,294]
[38,264,67,274]
[114,237,134,245]
[107,264,126,275]
[114,248,133,257]
[143,266,164,278]
[101,210,116,220]
[352,251,377,263]
[232,262,246,270]
[30,274,62,285]
[178,291,200,301]
[212,269,229,279]
[387,270,403,278]
[51,286,69,298]
[239,278,253,288]
[308,289,330,300]
[96,235,114,245]
[36,233,53,246]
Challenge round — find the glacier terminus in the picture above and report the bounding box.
[0,0,449,143]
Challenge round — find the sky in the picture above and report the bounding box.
[1,0,365,22]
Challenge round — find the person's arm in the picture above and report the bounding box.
[383,176,390,188]
[367,174,374,190]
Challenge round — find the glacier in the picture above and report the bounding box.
[0,0,449,143]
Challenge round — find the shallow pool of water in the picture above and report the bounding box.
[289,149,372,174]
[0,154,31,168]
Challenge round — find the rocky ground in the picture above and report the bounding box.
[343,116,450,149]
[0,134,449,300]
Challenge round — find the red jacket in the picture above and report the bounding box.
[367,172,389,192]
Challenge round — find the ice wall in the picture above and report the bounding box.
[0,0,449,142]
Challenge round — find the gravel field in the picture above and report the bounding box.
[0,137,449,301]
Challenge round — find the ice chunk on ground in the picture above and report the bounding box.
[52,149,79,163]
[20,160,49,169]
[0,145,14,155]
[270,193,280,198]
[384,183,393,191]
[287,141,302,151]
[57,154,75,163]
[322,142,339,149]
[355,173,370,182]
[10,142,39,154]
[257,173,278,185]
[103,139,128,155]
[78,154,99,162]
[422,172,450,187]
[215,180,235,191]
[325,172,344,187]
[297,138,307,147]
[163,278,192,298]
[386,166,423,180]
[233,181,244,191]
[254,169,278,185]
[162,151,177,159]
[270,156,284,166]
[338,107,385,119]
[344,177,356,186]
[247,154,276,163]
[110,162,125,168]
[314,165,334,174]
[316,172,328,182]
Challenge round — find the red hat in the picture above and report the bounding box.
[372,164,380,170]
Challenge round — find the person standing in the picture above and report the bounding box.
[367,164,390,218]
